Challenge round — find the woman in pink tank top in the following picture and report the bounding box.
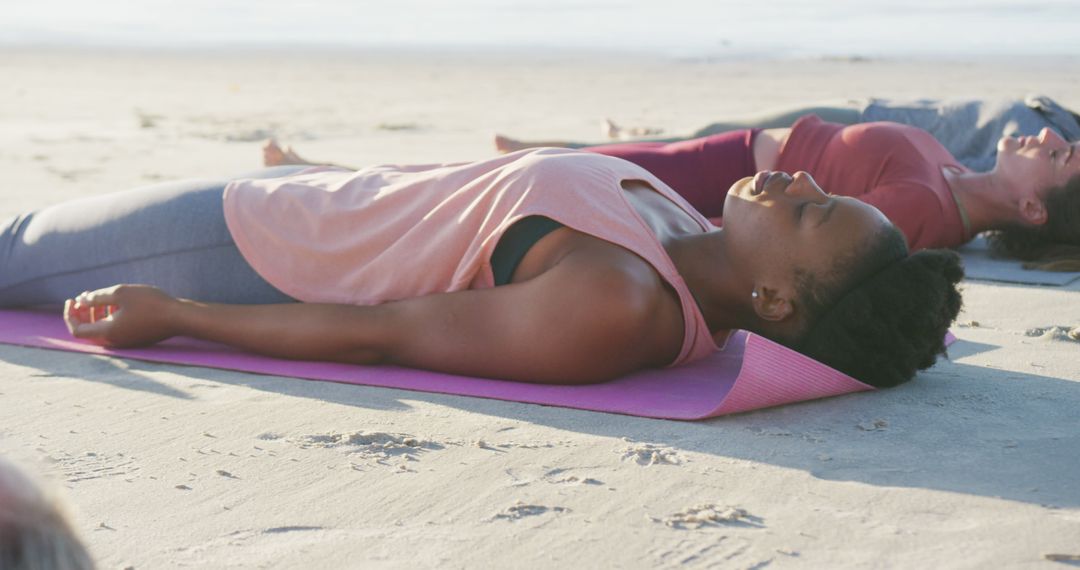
[10,151,961,388]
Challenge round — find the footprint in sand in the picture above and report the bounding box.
[292,431,442,457]
[47,450,140,483]
[856,419,889,431]
[472,439,570,450]
[541,467,603,486]
[621,443,681,466]
[1024,326,1080,343]
[490,501,569,522]
[652,504,763,530]
[285,431,444,471]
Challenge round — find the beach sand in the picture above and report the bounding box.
[1,48,1079,568]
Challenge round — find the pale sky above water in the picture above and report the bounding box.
[3,0,1078,57]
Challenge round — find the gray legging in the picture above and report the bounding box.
[0,166,307,308]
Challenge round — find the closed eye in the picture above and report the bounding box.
[815,200,839,227]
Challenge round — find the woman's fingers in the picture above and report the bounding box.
[88,304,117,322]
[63,299,113,343]
[65,288,120,340]
[62,284,176,348]
[74,288,119,308]
[69,289,121,324]
[68,319,114,342]
[62,299,79,335]
[63,297,97,328]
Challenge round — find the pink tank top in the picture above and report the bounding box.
[223,148,721,366]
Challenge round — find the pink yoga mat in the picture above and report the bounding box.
[0,309,945,420]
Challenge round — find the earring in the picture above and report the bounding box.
[751,291,759,299]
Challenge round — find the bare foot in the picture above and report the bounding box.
[625,125,665,137]
[262,139,314,167]
[602,118,622,140]
[602,118,664,140]
[494,133,534,154]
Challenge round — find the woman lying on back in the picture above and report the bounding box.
[485,116,1080,270]
[1,150,962,387]
[498,95,1080,172]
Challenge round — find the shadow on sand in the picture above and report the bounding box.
[3,337,1078,508]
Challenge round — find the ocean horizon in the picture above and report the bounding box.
[3,0,1078,58]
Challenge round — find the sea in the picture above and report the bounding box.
[2,0,1078,58]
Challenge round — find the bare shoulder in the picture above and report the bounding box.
[551,238,686,368]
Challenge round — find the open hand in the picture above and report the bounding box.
[63,285,180,348]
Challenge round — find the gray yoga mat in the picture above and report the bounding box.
[959,235,1080,286]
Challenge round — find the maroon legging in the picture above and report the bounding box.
[583,129,760,218]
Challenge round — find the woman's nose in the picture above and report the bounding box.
[786,171,829,200]
[1039,128,1068,147]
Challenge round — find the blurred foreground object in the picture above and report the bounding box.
[0,458,94,570]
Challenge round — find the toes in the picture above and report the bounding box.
[602,118,621,139]
[283,146,303,162]
[494,134,517,153]
[262,141,285,166]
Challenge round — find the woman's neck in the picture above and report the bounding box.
[665,230,757,336]
[944,168,1023,234]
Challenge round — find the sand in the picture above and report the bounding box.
[1,48,1079,569]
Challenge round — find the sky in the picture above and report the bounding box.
[3,0,1078,57]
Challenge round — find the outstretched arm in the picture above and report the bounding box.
[64,258,680,385]
[689,104,861,137]
[493,105,862,153]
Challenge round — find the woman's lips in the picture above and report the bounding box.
[752,171,792,196]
